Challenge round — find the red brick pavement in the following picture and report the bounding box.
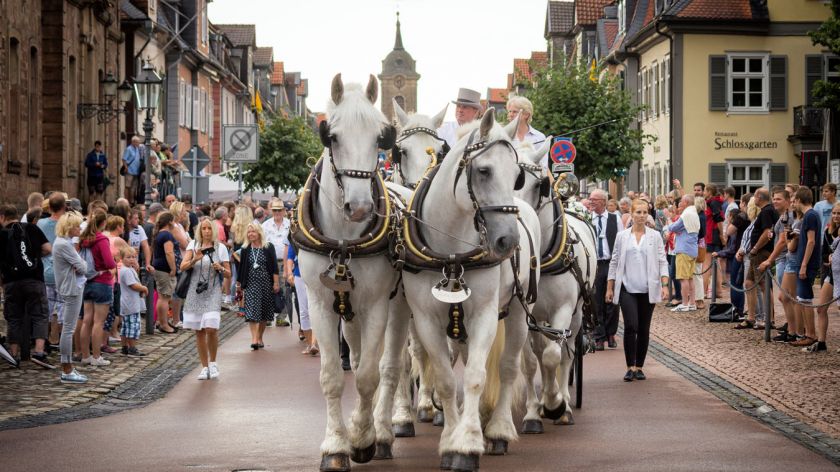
[649,288,840,440]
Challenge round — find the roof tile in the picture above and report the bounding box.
[576,0,613,27]
[271,62,285,85]
[547,1,575,34]
[253,47,273,67]
[215,24,256,47]
[674,0,757,20]
[487,88,509,104]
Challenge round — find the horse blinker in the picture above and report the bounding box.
[540,177,551,198]
[514,168,526,191]
[378,125,397,150]
[319,121,332,148]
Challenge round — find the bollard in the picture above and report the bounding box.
[142,267,155,335]
[763,269,772,342]
[710,257,717,304]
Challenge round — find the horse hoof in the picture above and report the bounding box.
[417,408,434,423]
[394,422,416,437]
[543,400,567,420]
[373,442,393,460]
[320,453,351,472]
[440,452,455,470]
[350,443,376,464]
[486,438,508,455]
[521,419,544,434]
[554,410,575,426]
[451,453,480,472]
[433,411,445,427]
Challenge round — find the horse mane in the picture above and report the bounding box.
[326,83,388,134]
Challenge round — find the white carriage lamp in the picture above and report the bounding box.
[554,172,580,200]
[133,60,163,116]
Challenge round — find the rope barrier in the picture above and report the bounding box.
[768,271,840,309]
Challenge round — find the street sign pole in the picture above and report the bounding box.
[191,146,198,201]
[238,164,243,201]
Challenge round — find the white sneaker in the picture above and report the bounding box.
[88,356,111,366]
[197,367,210,380]
[108,336,121,344]
[688,304,698,311]
[209,363,219,379]
[671,304,692,312]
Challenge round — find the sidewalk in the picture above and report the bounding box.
[0,310,244,428]
[649,285,840,441]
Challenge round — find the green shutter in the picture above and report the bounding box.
[769,56,787,111]
[805,55,824,107]
[709,55,727,111]
[709,163,727,187]
[769,163,787,188]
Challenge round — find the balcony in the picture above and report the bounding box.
[792,106,825,137]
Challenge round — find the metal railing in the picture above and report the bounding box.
[793,106,825,137]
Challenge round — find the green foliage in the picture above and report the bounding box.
[243,114,321,197]
[809,0,840,110]
[525,63,655,181]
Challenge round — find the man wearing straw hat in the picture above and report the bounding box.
[437,88,484,148]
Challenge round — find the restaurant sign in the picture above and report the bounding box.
[714,132,778,151]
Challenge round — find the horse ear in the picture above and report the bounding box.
[479,107,495,138]
[331,74,344,105]
[534,136,553,164]
[393,98,409,127]
[503,115,519,140]
[431,104,448,129]
[366,74,378,104]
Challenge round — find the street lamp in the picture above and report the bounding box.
[132,60,163,207]
[77,71,134,123]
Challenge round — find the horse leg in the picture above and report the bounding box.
[554,304,582,426]
[347,299,389,464]
[520,333,545,434]
[309,296,351,471]
[391,344,415,435]
[541,301,577,422]
[485,304,529,455]
[409,320,435,423]
[372,296,412,460]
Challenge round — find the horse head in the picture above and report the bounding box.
[320,74,396,222]
[391,100,448,188]
[514,138,553,210]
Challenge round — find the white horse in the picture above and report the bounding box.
[515,141,597,431]
[401,110,541,471]
[373,100,449,447]
[296,74,400,472]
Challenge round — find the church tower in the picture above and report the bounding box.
[379,12,420,121]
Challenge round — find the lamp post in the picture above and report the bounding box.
[132,60,162,335]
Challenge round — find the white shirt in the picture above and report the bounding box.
[127,225,148,251]
[510,127,548,166]
[262,217,290,261]
[437,121,460,149]
[622,233,648,293]
[186,240,230,263]
[592,210,613,261]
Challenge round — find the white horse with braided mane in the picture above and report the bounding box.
[515,140,597,431]
[297,74,400,472]
[400,110,540,471]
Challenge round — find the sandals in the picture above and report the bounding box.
[309,345,319,356]
[734,320,754,330]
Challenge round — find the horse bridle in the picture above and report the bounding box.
[319,120,397,195]
[454,129,524,236]
[518,162,552,210]
[390,127,450,189]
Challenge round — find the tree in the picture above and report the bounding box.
[809,0,840,110]
[243,114,322,197]
[526,63,655,181]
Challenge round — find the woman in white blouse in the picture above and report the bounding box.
[606,200,670,382]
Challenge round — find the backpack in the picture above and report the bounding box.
[79,246,100,281]
[5,223,39,278]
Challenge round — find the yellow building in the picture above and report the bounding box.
[606,0,834,196]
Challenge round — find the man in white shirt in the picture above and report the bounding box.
[262,199,291,325]
[437,88,483,148]
[589,189,620,351]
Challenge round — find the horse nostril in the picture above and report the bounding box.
[343,203,352,214]
[495,236,510,253]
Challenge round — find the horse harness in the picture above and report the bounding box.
[319,120,396,197]
[389,126,449,189]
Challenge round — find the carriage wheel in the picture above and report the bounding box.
[574,331,583,409]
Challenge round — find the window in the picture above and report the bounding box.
[185,84,193,129]
[192,86,200,130]
[29,47,38,170]
[652,61,659,118]
[729,162,766,196]
[201,2,209,45]
[827,55,840,85]
[179,81,186,126]
[200,89,206,133]
[208,94,214,138]
[729,53,768,112]
[618,0,626,34]
[9,38,20,166]
[394,96,405,109]
[664,56,670,114]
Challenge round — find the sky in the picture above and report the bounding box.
[208,0,552,121]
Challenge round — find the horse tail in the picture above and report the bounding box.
[480,320,506,425]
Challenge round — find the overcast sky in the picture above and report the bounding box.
[208,0,552,121]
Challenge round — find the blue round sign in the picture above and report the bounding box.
[550,140,576,164]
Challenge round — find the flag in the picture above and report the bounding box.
[589,58,597,82]
[254,90,263,114]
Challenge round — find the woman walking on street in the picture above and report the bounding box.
[151,212,180,333]
[606,200,669,382]
[237,223,279,350]
[181,218,231,378]
[53,213,89,383]
[78,210,116,366]
[231,205,254,317]
[285,243,317,355]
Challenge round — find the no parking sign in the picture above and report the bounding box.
[550,137,575,175]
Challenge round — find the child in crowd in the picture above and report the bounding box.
[119,247,148,356]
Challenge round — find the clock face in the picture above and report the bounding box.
[394,76,405,89]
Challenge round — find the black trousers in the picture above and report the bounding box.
[594,260,618,342]
[618,288,655,368]
[4,279,49,359]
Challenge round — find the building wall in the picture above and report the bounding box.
[638,38,671,197]
[766,0,830,22]
[380,76,418,121]
[680,34,822,192]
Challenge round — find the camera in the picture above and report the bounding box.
[202,247,215,257]
[195,280,209,294]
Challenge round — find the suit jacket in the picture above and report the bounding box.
[607,227,669,305]
[593,211,619,258]
[237,243,277,290]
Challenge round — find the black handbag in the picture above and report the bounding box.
[708,302,737,322]
[174,269,193,299]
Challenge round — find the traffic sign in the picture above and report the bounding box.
[550,137,576,164]
[552,163,574,176]
[181,145,211,173]
[223,125,260,163]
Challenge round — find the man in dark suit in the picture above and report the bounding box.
[589,189,619,350]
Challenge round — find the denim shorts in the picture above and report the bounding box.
[785,256,800,274]
[796,272,817,301]
[775,257,786,286]
[83,282,114,305]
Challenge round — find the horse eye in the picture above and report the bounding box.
[477,167,491,176]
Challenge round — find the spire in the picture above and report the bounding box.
[394,11,404,50]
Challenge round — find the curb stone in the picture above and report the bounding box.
[0,311,245,431]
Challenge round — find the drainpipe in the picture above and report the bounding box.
[654,19,675,184]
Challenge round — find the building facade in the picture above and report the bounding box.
[379,14,420,121]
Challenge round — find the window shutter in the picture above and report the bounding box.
[637,70,643,121]
[193,87,200,131]
[709,55,727,111]
[769,56,787,111]
[185,84,192,130]
[769,163,787,187]
[179,82,185,126]
[805,55,824,107]
[709,163,727,187]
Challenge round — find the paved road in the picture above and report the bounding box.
[0,325,836,472]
